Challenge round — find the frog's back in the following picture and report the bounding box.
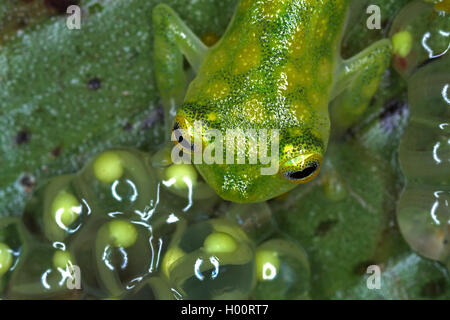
[183,0,350,132]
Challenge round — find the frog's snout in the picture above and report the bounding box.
[279,154,322,184]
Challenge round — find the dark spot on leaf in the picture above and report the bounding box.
[141,107,164,130]
[353,260,377,276]
[17,18,27,28]
[44,0,80,14]
[421,279,446,298]
[15,130,31,145]
[88,77,101,90]
[123,122,133,131]
[315,219,338,236]
[20,174,35,194]
[51,145,62,157]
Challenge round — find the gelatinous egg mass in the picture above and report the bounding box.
[397,45,450,263]
[2,148,289,299]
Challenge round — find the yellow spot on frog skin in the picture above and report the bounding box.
[318,58,332,85]
[242,95,266,123]
[311,128,323,143]
[289,27,305,57]
[262,0,282,20]
[233,35,261,74]
[283,145,294,154]
[204,48,228,74]
[315,17,328,39]
[308,90,322,106]
[297,64,313,88]
[247,72,265,88]
[261,0,287,20]
[205,80,230,100]
[290,100,311,123]
[279,63,304,93]
[207,112,217,121]
[225,32,240,48]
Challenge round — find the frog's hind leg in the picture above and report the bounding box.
[152,4,208,134]
[330,39,392,135]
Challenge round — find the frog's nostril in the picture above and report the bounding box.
[283,161,319,181]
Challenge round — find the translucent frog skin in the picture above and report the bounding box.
[154,0,392,203]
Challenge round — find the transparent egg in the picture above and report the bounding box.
[23,175,88,242]
[251,238,310,300]
[0,218,25,297]
[163,219,255,299]
[6,241,81,299]
[390,1,450,78]
[397,187,449,262]
[69,217,162,298]
[153,145,217,201]
[75,149,159,216]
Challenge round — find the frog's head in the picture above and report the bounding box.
[170,100,329,203]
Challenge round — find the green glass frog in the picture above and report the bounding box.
[153,0,392,203]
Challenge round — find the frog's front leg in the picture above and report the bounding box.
[330,39,392,134]
[152,5,217,201]
[152,4,208,134]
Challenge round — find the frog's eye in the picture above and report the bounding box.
[280,156,321,184]
[172,121,197,153]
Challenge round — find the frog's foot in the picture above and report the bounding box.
[331,39,392,135]
[152,4,208,134]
